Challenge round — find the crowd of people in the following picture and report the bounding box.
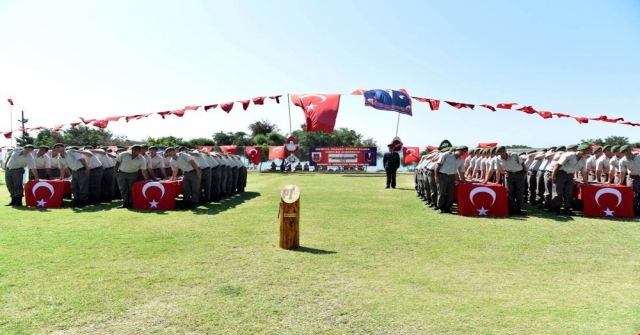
[414,144,640,217]
[3,144,247,209]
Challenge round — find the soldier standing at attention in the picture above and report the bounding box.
[434,146,465,214]
[595,145,612,183]
[30,146,52,180]
[486,146,527,215]
[4,144,38,207]
[383,143,400,189]
[551,144,588,216]
[169,147,202,209]
[114,145,149,209]
[618,145,640,215]
[426,150,441,209]
[56,144,91,208]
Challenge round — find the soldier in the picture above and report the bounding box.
[618,145,640,215]
[608,145,623,184]
[49,147,69,179]
[137,144,150,181]
[426,150,441,208]
[486,146,528,215]
[595,145,612,183]
[383,144,401,189]
[415,154,429,200]
[527,149,544,206]
[226,153,239,195]
[215,152,229,199]
[551,144,588,216]
[522,150,537,203]
[81,146,104,205]
[92,147,115,202]
[189,149,211,204]
[147,146,168,180]
[163,148,173,177]
[56,144,91,208]
[203,151,221,202]
[434,146,465,214]
[114,145,149,209]
[542,145,565,211]
[236,155,247,193]
[4,144,38,207]
[169,146,202,209]
[531,148,549,208]
[586,146,602,181]
[30,145,52,180]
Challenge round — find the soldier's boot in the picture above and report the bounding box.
[12,197,23,207]
[5,197,16,206]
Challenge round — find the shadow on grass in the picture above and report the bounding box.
[440,203,578,222]
[288,246,337,255]
[191,191,261,215]
[341,174,384,177]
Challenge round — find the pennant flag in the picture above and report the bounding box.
[204,104,218,111]
[219,145,237,154]
[184,106,200,111]
[245,146,262,165]
[92,120,109,129]
[620,121,640,126]
[402,146,420,164]
[363,89,412,116]
[589,115,608,121]
[516,106,537,114]
[269,95,282,104]
[290,94,341,133]
[351,89,366,95]
[105,116,122,121]
[158,111,172,119]
[268,146,285,160]
[170,109,186,117]
[51,125,64,133]
[252,96,265,105]
[478,143,498,148]
[55,137,61,143]
[7,97,13,106]
[445,101,475,110]
[412,97,440,111]
[602,118,624,123]
[553,112,571,118]
[196,146,214,152]
[480,104,496,112]
[79,117,95,125]
[220,102,234,113]
[496,102,517,109]
[3,131,12,139]
[238,100,250,111]
[574,117,589,124]
[29,126,44,131]
[537,111,553,119]
[427,146,439,152]
[69,122,81,127]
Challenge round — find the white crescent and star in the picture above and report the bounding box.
[594,188,622,208]
[249,149,258,156]
[274,148,282,153]
[405,149,415,155]
[32,181,55,199]
[469,187,497,207]
[142,182,165,209]
[299,94,326,111]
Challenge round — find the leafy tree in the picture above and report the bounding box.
[16,132,35,147]
[33,129,58,147]
[232,132,253,146]
[213,131,233,145]
[248,119,279,137]
[148,136,186,147]
[186,137,215,147]
[291,124,378,161]
[61,126,117,146]
[603,136,629,146]
[252,131,287,162]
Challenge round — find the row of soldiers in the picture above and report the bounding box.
[4,144,247,209]
[414,144,640,216]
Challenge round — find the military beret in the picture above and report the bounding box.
[53,143,65,149]
[577,144,590,151]
[131,145,142,150]
[567,144,579,150]
[602,145,612,152]
[541,148,548,152]
[457,146,468,151]
[178,146,188,152]
[39,145,50,150]
[620,145,631,152]
[441,147,450,152]
[556,145,566,150]
[68,146,79,150]
[496,146,506,152]
[100,146,108,150]
[164,147,174,152]
[149,146,158,150]
[547,146,557,150]
[591,146,602,154]
[611,145,620,152]
[141,144,149,149]
[83,146,94,150]
[527,150,537,154]
[23,144,35,149]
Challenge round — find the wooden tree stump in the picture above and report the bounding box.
[279,185,300,249]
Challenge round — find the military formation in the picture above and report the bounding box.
[414,144,640,217]
[3,144,247,209]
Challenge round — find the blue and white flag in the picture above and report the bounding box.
[363,89,412,116]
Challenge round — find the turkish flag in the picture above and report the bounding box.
[105,116,122,121]
[537,111,553,119]
[220,102,234,113]
[621,121,640,126]
[445,101,475,109]
[62,179,71,195]
[79,117,95,125]
[219,145,237,154]
[580,183,634,218]
[170,109,186,117]
[69,122,81,127]
[25,180,65,208]
[252,96,265,105]
[174,180,183,196]
[516,106,537,114]
[574,117,589,124]
[92,120,109,128]
[269,95,282,103]
[351,89,366,95]
[478,143,498,148]
[589,115,607,121]
[480,104,496,112]
[204,104,218,111]
[553,112,571,118]
[52,125,65,133]
[7,98,13,106]
[3,131,12,139]
[290,94,341,133]
[197,146,214,153]
[496,102,517,109]
[132,181,176,210]
[268,146,285,160]
[238,100,250,110]
[29,126,44,131]
[456,182,509,217]
[402,146,420,164]
[245,146,262,165]
[184,106,200,111]
[158,111,172,119]
[412,97,440,111]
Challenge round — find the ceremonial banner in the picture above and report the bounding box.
[402,146,420,164]
[268,146,286,160]
[456,182,509,217]
[25,180,65,208]
[245,146,262,165]
[579,183,634,218]
[308,147,377,166]
[132,181,177,210]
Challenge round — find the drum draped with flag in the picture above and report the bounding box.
[25,180,65,208]
[132,181,181,210]
[455,182,509,217]
[579,183,634,218]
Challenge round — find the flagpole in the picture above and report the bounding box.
[9,102,13,147]
[286,93,292,135]
[395,113,400,137]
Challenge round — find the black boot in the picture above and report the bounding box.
[12,197,23,207]
[5,197,16,206]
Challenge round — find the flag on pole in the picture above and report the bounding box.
[7,97,13,106]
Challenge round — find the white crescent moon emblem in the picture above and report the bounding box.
[300,94,326,104]
[142,182,166,199]
[594,188,622,208]
[469,186,497,206]
[274,148,281,153]
[406,149,415,155]
[32,181,55,199]
[249,149,258,156]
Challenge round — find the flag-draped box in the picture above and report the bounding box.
[25,180,65,208]
[578,183,634,218]
[455,182,509,217]
[132,181,178,210]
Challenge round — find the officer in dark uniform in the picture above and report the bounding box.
[383,144,400,189]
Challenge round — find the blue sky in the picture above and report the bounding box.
[1,0,639,149]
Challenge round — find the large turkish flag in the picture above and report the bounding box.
[580,183,634,218]
[456,182,509,217]
[132,181,176,210]
[268,146,285,160]
[245,146,262,165]
[402,146,420,164]
[25,180,65,208]
[219,145,237,154]
[290,94,342,133]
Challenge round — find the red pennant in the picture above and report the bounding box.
[537,111,553,119]
[290,94,341,133]
[478,143,498,148]
[601,117,624,123]
[574,117,589,124]
[3,131,12,139]
[402,146,420,164]
[269,95,282,104]
[183,105,200,111]
[157,111,172,119]
[238,99,250,111]
[7,98,14,106]
[589,115,608,121]
[620,121,640,126]
[427,146,439,152]
[220,102,234,113]
[268,146,285,160]
[516,106,537,114]
[79,117,95,125]
[252,96,265,105]
[480,104,496,112]
[56,137,61,144]
[51,125,64,134]
[29,126,44,131]
[553,112,571,118]
[92,120,109,129]
[412,97,440,111]
[204,104,218,111]
[219,145,237,154]
[351,89,366,95]
[25,180,65,208]
[170,109,186,117]
[445,101,475,110]
[105,116,122,121]
[69,122,81,127]
[245,146,262,165]
[496,102,517,109]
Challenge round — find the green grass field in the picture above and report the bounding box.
[1,171,639,334]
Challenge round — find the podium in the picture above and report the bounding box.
[279,185,300,249]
